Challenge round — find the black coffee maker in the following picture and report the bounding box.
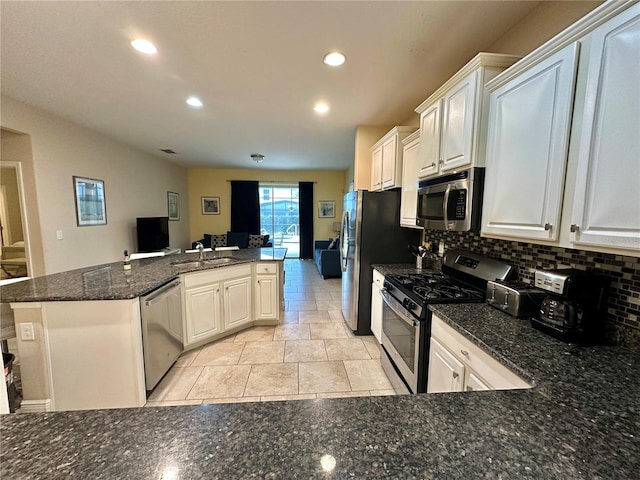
[531,268,610,344]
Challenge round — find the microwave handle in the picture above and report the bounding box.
[442,184,452,229]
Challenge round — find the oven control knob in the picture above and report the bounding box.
[384,281,393,291]
[403,299,417,311]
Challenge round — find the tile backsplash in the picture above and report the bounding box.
[424,230,640,352]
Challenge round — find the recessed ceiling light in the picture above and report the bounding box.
[323,51,346,67]
[131,39,157,55]
[314,103,330,114]
[186,97,203,108]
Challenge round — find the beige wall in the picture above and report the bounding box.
[0,165,24,244]
[352,125,394,191]
[188,168,346,243]
[1,96,190,274]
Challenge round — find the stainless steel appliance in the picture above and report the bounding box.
[380,249,514,394]
[416,167,485,231]
[486,280,547,318]
[140,279,184,390]
[340,190,421,335]
[532,269,609,344]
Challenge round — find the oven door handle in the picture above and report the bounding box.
[380,289,419,328]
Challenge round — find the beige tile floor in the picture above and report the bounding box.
[146,259,395,406]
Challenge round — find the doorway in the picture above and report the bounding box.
[0,164,29,280]
[259,185,299,258]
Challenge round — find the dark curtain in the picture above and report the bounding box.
[230,181,260,234]
[299,181,314,259]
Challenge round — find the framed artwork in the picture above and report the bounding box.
[73,176,107,226]
[318,200,335,218]
[167,191,180,221]
[202,196,220,215]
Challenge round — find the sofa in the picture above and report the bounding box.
[192,232,272,250]
[314,240,341,279]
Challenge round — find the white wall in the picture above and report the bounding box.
[1,96,190,274]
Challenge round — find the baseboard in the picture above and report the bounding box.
[19,398,53,413]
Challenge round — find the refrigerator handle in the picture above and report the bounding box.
[340,210,348,272]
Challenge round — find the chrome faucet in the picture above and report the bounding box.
[195,242,204,261]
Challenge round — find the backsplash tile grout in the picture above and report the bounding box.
[424,230,640,352]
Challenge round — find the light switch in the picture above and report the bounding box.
[20,323,35,341]
[56,230,63,240]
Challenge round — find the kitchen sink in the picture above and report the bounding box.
[172,258,237,269]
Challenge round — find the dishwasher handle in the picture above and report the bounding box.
[144,280,181,306]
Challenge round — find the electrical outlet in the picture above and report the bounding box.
[56,229,63,240]
[438,240,445,256]
[20,323,35,341]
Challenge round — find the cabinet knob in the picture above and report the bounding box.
[439,160,444,165]
[570,224,580,233]
[544,223,552,231]
[460,350,469,356]
[430,162,436,168]
[452,372,459,379]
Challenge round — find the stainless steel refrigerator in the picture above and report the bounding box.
[340,190,421,335]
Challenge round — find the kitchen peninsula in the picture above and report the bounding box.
[1,248,286,412]
[1,302,638,478]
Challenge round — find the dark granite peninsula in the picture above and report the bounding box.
[2,303,638,479]
[1,249,286,412]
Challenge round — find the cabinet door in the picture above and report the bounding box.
[440,70,478,171]
[371,146,383,191]
[418,101,441,177]
[400,136,422,228]
[482,43,579,241]
[224,276,252,329]
[381,136,398,189]
[184,283,222,345]
[465,372,491,391]
[427,337,464,393]
[370,282,382,343]
[255,275,278,320]
[570,5,640,251]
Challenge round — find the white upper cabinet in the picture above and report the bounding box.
[415,53,521,179]
[400,130,422,229]
[370,127,416,191]
[440,70,479,171]
[569,5,640,251]
[482,43,580,241]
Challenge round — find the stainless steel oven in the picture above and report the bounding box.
[416,167,485,231]
[379,288,426,394]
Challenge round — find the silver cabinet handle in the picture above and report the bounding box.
[570,224,580,233]
[544,223,552,231]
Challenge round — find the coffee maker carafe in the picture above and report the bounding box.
[531,269,609,344]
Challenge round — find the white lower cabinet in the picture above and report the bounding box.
[427,314,530,393]
[370,270,384,343]
[223,276,252,329]
[184,282,222,345]
[254,262,279,321]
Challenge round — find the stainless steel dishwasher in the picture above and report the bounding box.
[140,279,183,391]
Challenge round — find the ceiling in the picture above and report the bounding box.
[1,1,546,171]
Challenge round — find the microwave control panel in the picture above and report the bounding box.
[448,190,467,220]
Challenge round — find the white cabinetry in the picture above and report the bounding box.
[569,5,640,251]
[482,44,579,241]
[415,53,520,178]
[254,262,279,321]
[400,130,422,229]
[370,269,385,342]
[183,264,253,347]
[223,276,252,329]
[370,127,416,191]
[427,315,530,393]
[481,1,640,255]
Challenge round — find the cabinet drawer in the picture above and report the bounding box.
[431,315,531,390]
[372,269,385,287]
[183,264,252,289]
[255,262,277,275]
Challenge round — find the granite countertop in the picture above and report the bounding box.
[0,248,287,303]
[372,259,442,276]
[2,303,638,478]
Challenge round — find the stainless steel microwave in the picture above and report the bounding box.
[416,167,485,231]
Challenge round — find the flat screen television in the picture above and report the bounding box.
[136,217,169,252]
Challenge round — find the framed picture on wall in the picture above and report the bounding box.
[73,176,107,226]
[202,196,220,215]
[318,200,335,218]
[167,191,180,221]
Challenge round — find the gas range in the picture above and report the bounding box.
[383,271,485,320]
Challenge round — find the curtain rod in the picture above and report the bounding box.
[226,180,317,184]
